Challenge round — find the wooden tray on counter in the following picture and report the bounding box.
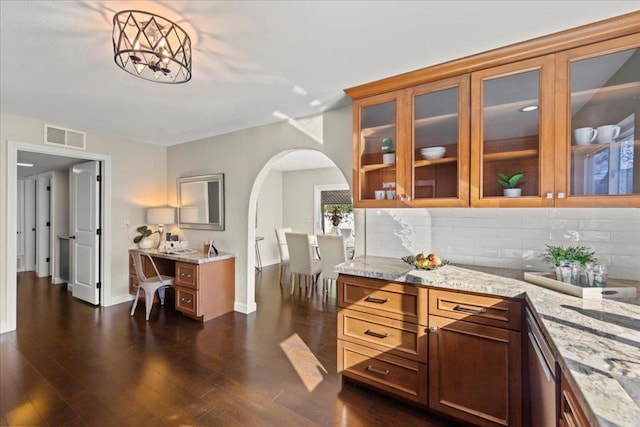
[524,272,638,299]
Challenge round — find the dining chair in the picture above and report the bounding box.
[130,250,175,321]
[285,232,321,298]
[274,227,292,285]
[316,234,346,300]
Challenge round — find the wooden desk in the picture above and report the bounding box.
[129,249,235,322]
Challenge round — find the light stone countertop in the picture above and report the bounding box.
[335,256,640,427]
[130,248,234,265]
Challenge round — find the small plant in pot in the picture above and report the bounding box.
[498,172,524,197]
[133,225,158,249]
[540,244,597,281]
[381,138,395,164]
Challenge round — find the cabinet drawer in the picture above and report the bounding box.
[338,275,428,325]
[338,340,427,406]
[176,262,198,289]
[338,309,427,362]
[560,373,589,427]
[429,289,521,331]
[175,286,198,316]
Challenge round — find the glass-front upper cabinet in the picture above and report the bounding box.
[471,55,556,207]
[353,90,407,206]
[555,33,640,207]
[409,76,470,207]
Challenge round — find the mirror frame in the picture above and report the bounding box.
[177,174,225,230]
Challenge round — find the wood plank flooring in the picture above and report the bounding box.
[1,267,459,426]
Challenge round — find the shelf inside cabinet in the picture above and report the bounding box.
[414,157,457,168]
[483,149,538,162]
[361,163,396,172]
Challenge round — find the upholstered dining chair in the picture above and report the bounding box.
[274,227,292,285]
[316,234,346,300]
[285,232,321,298]
[130,250,175,321]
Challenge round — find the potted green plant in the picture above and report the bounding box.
[498,172,524,197]
[540,244,596,280]
[324,205,352,234]
[381,138,395,164]
[133,225,158,249]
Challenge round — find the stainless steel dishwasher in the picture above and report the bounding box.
[526,308,558,427]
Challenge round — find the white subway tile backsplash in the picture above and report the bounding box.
[610,231,640,243]
[365,208,639,280]
[578,219,640,231]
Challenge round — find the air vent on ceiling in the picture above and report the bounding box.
[44,124,86,150]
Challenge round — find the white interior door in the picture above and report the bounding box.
[25,177,37,271]
[16,180,25,271]
[36,173,52,277]
[70,161,101,305]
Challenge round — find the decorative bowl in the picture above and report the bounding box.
[420,146,446,160]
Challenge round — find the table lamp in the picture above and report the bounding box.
[147,207,175,247]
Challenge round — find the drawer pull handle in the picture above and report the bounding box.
[453,304,487,315]
[364,296,389,304]
[366,365,390,376]
[181,273,192,278]
[364,329,388,339]
[181,297,192,304]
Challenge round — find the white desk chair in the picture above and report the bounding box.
[130,250,175,321]
[274,227,292,285]
[285,232,321,298]
[317,234,346,300]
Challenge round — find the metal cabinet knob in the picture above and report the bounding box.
[428,326,437,333]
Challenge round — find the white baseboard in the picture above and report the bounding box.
[0,322,13,334]
[104,293,135,307]
[51,276,66,285]
[234,301,257,314]
[261,258,280,267]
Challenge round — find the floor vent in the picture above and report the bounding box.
[44,124,86,150]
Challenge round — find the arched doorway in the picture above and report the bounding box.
[246,149,352,309]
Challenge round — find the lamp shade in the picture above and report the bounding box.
[147,207,174,225]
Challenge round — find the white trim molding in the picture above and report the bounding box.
[4,141,112,334]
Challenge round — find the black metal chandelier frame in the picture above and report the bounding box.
[112,10,192,84]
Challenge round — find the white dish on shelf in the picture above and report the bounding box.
[420,146,446,160]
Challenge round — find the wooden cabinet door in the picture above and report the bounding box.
[471,55,556,207]
[428,315,522,427]
[408,75,471,207]
[554,33,640,207]
[559,372,590,427]
[353,90,410,207]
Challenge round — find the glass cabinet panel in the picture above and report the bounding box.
[357,96,399,203]
[481,69,541,198]
[412,76,469,205]
[568,46,640,197]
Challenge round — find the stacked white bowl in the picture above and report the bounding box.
[420,146,446,160]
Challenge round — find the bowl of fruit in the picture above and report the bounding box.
[401,252,448,270]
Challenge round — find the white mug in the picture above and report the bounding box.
[386,190,396,200]
[573,127,597,145]
[374,190,386,200]
[596,125,621,144]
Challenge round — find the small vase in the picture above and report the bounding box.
[137,237,154,249]
[503,188,522,197]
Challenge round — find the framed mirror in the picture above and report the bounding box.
[177,174,225,230]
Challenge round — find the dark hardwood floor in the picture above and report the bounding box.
[1,267,458,426]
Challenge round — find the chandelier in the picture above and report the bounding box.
[112,10,192,84]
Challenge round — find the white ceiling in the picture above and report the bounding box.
[1,1,638,147]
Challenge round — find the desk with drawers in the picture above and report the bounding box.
[129,249,235,322]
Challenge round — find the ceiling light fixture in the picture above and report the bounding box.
[17,162,34,167]
[520,105,538,112]
[112,10,192,84]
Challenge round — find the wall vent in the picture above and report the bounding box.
[44,124,86,150]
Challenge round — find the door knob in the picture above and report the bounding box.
[69,235,76,239]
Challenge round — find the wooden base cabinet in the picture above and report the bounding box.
[337,275,429,406]
[428,315,522,427]
[174,258,235,322]
[559,372,590,427]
